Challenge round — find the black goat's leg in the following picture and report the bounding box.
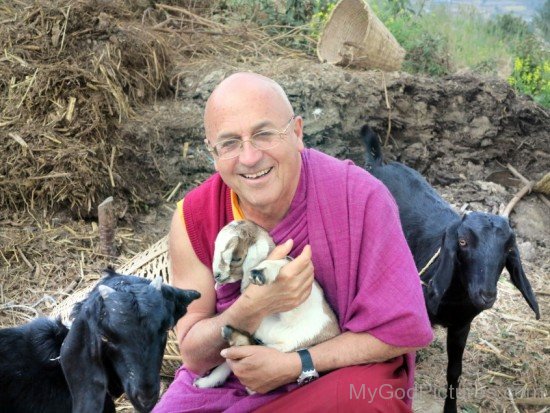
[444,323,471,413]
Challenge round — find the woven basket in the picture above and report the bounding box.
[317,0,405,71]
[50,236,182,377]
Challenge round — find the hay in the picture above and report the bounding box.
[0,0,173,216]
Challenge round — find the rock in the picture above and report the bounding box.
[517,241,536,261]
[511,199,550,243]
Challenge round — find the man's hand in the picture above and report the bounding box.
[221,346,301,393]
[241,241,315,317]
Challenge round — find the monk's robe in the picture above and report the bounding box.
[153,148,433,413]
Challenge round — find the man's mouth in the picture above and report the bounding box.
[240,167,272,180]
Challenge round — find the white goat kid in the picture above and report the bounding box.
[194,220,340,389]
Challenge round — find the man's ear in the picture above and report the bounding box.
[293,115,305,151]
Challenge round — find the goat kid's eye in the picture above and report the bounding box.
[231,256,243,263]
[458,239,467,247]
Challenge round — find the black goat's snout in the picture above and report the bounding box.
[475,289,497,309]
[132,387,159,412]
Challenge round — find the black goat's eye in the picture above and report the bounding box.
[100,335,109,343]
[458,238,467,247]
[508,246,514,253]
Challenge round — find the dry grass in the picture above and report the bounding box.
[0,0,173,216]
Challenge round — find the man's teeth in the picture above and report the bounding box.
[243,168,271,179]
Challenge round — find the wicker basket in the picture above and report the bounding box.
[50,236,182,377]
[317,0,405,71]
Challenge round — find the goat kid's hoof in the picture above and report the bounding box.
[194,377,214,388]
[221,325,235,341]
[250,269,266,285]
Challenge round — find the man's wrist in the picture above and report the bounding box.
[296,349,319,385]
[286,351,302,383]
[226,293,266,332]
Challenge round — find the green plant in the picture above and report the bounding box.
[508,56,550,107]
[309,2,336,39]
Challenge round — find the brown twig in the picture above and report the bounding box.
[507,163,550,209]
[501,182,533,217]
[381,71,392,147]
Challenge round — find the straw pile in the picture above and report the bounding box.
[0,0,173,216]
[0,0,311,217]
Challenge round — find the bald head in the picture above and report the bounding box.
[204,73,294,140]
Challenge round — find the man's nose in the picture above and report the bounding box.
[238,140,263,165]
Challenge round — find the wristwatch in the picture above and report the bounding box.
[296,349,319,386]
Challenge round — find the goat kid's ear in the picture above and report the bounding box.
[427,222,460,315]
[60,312,108,413]
[506,245,540,320]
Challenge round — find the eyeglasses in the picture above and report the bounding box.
[205,116,296,160]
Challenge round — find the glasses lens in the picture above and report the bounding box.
[216,139,241,159]
[251,130,281,150]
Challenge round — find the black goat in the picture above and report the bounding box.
[0,269,200,413]
[362,125,540,413]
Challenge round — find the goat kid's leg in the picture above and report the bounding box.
[250,258,291,285]
[194,363,232,388]
[444,323,471,413]
[222,325,258,346]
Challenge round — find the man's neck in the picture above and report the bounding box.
[239,202,287,232]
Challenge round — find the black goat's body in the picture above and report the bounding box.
[363,125,540,413]
[0,271,200,413]
[0,318,73,413]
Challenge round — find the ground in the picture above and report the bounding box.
[1,16,549,413]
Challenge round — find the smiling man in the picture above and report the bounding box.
[153,73,433,413]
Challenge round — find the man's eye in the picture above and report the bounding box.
[254,130,276,140]
[218,139,239,150]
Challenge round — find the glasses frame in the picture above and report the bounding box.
[205,115,296,160]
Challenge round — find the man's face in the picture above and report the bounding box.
[206,97,304,214]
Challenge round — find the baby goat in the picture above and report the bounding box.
[194,220,340,389]
[0,269,200,413]
[362,125,540,413]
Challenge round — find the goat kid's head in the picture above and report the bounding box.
[428,212,540,319]
[60,271,200,413]
[212,220,274,285]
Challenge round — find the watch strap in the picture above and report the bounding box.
[297,349,315,372]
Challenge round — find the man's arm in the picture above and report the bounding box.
[169,209,315,375]
[222,331,420,394]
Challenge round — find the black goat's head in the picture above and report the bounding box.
[59,270,200,413]
[429,212,540,318]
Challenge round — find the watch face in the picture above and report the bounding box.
[302,376,316,384]
[298,370,319,386]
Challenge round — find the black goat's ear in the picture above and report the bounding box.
[506,244,540,319]
[164,287,201,325]
[427,222,460,315]
[60,308,108,413]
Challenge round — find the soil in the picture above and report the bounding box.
[2,58,549,412]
